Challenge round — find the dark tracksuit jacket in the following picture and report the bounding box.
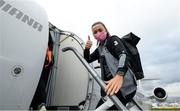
[84,35,128,80]
[84,35,136,106]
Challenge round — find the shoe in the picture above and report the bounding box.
[37,103,47,111]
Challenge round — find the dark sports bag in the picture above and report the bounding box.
[120,32,144,80]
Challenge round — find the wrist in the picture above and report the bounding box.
[115,74,123,81]
[116,71,124,76]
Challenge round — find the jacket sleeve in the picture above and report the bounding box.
[106,36,128,75]
[84,48,99,63]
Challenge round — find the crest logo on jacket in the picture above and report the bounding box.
[114,41,118,46]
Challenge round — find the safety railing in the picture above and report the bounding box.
[62,47,129,110]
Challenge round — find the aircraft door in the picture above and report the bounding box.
[50,31,91,108]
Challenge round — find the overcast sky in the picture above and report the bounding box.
[36,0,180,97]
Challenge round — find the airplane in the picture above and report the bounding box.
[0,0,167,110]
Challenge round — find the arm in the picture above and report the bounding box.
[105,36,128,95]
[84,48,99,63]
[84,35,99,63]
[107,35,128,75]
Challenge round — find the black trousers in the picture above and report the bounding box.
[30,67,51,109]
[96,90,136,110]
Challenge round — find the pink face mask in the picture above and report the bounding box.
[94,31,107,42]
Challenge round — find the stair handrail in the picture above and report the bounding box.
[62,47,128,110]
